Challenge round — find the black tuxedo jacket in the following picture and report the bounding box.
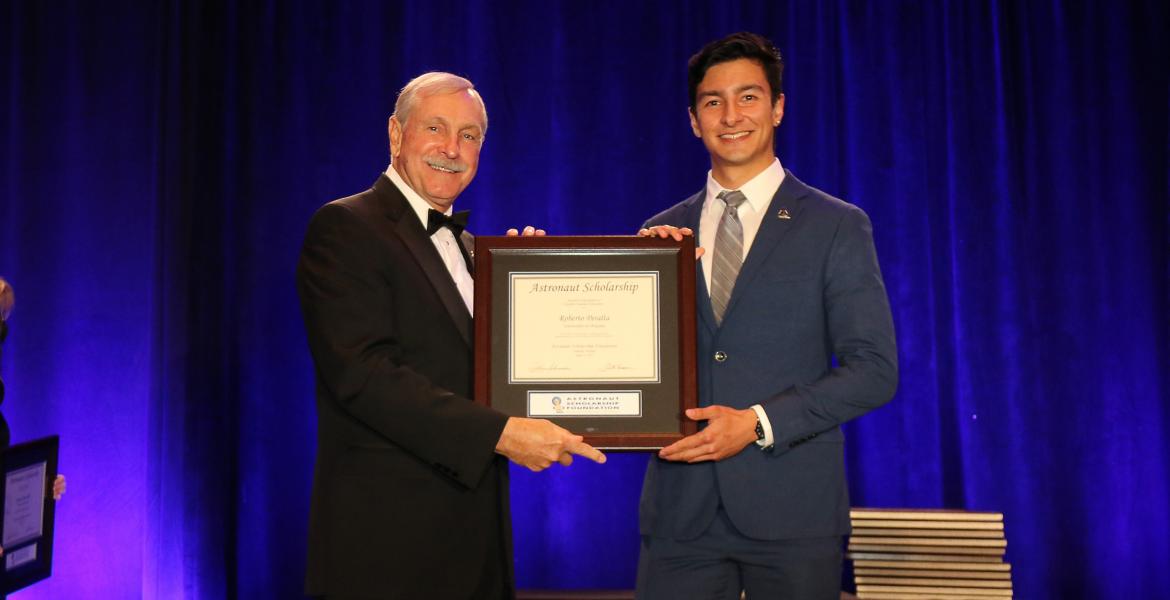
[297,174,512,598]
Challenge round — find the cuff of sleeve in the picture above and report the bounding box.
[750,404,774,449]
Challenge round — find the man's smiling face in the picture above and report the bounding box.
[389,89,486,211]
[689,58,785,181]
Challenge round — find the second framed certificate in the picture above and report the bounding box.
[473,236,697,449]
[0,435,59,595]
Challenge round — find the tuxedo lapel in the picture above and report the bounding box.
[373,176,474,348]
[721,171,810,323]
[459,230,475,275]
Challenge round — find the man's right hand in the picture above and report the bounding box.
[505,226,547,236]
[495,417,606,472]
[638,226,705,259]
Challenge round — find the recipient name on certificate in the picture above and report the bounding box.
[509,272,660,383]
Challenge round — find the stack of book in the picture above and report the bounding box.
[847,508,1013,599]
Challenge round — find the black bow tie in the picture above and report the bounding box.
[427,209,470,237]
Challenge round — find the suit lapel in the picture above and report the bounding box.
[373,176,474,348]
[721,171,810,323]
[677,190,718,336]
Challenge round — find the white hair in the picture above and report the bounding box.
[392,71,488,133]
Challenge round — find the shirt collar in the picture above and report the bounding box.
[385,164,452,229]
[704,158,786,212]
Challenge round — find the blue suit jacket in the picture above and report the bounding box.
[639,170,898,541]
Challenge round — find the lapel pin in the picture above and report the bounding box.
[777,208,791,220]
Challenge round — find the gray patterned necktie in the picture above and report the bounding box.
[711,190,747,324]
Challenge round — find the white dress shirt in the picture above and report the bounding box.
[386,166,474,314]
[697,158,786,448]
[698,158,786,295]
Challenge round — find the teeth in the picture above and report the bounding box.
[720,132,749,140]
[430,165,455,173]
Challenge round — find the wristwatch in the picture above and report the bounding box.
[754,417,765,443]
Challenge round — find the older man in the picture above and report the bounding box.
[297,72,605,599]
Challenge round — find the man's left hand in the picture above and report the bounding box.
[52,474,66,500]
[658,405,758,462]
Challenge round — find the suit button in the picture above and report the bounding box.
[714,351,727,362]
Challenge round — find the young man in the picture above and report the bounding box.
[637,33,898,599]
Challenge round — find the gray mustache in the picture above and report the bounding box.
[426,157,468,173]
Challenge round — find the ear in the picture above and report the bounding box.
[771,94,786,128]
[388,116,403,158]
[688,107,701,138]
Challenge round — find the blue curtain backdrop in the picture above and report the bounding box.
[2,1,1167,598]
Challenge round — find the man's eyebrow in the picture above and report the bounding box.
[697,83,765,99]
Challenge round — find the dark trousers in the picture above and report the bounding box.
[636,508,843,600]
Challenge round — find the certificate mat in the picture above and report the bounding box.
[0,435,58,594]
[509,272,660,383]
[474,236,697,449]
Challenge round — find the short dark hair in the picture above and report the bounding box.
[687,32,784,112]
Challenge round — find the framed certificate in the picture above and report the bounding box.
[474,236,697,449]
[0,435,59,594]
